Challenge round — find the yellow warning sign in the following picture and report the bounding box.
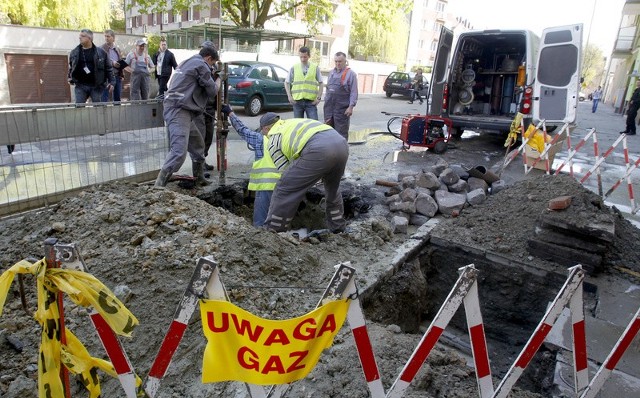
[200,299,349,385]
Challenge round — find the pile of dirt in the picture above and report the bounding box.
[431,173,640,278]
[0,181,544,397]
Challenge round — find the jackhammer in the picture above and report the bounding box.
[215,61,230,185]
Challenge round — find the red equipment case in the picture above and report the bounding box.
[400,115,452,153]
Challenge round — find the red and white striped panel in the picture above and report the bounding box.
[569,283,588,393]
[387,265,478,398]
[580,306,640,398]
[463,280,493,398]
[143,258,216,398]
[555,128,595,175]
[493,265,584,398]
[89,312,137,398]
[580,133,625,184]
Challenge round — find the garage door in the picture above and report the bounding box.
[6,54,71,104]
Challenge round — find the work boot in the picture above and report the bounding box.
[204,162,214,171]
[193,162,211,186]
[154,169,172,188]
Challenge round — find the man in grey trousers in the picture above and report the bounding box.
[261,114,349,232]
[154,44,221,187]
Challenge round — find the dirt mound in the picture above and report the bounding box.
[432,173,640,278]
[0,181,544,397]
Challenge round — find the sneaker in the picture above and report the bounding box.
[419,100,424,104]
[408,101,413,104]
[620,131,627,135]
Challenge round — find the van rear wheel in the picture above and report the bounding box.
[385,91,392,98]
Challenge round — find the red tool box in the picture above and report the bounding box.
[400,115,452,153]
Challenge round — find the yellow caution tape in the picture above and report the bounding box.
[504,112,524,148]
[0,258,140,398]
[200,299,349,385]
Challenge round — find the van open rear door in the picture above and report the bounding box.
[533,24,583,124]
[429,27,454,116]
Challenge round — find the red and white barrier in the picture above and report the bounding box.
[52,242,138,398]
[386,265,492,398]
[493,265,585,398]
[580,306,640,398]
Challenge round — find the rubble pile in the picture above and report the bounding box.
[382,162,506,233]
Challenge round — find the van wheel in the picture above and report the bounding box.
[433,140,447,154]
[385,91,392,98]
[245,95,263,116]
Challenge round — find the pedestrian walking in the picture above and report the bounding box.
[261,114,349,233]
[101,29,124,102]
[324,52,358,141]
[220,105,280,226]
[125,39,154,100]
[408,68,425,105]
[154,44,220,187]
[152,38,178,98]
[592,85,603,113]
[68,29,115,103]
[284,46,323,120]
[620,81,640,136]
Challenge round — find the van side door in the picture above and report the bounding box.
[429,27,454,116]
[533,24,583,124]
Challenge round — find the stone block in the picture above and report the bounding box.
[415,193,438,217]
[467,188,487,206]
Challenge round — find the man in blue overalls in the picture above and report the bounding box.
[323,52,358,141]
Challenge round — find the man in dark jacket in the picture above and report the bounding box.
[621,80,640,136]
[152,38,178,98]
[68,29,114,103]
[154,44,221,187]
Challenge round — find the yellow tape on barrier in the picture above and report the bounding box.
[0,258,140,398]
[200,299,349,385]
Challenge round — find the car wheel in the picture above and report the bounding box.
[245,95,263,116]
[385,91,392,98]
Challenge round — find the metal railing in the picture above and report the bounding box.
[0,100,168,217]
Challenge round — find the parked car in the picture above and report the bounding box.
[579,91,586,101]
[226,61,292,116]
[383,72,429,98]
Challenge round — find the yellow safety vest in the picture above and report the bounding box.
[248,136,280,191]
[268,119,332,160]
[291,63,319,101]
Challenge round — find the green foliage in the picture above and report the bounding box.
[0,0,117,30]
[581,43,605,91]
[349,0,410,64]
[145,33,162,56]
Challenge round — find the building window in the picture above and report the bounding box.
[419,40,424,49]
[309,39,329,56]
[152,13,157,25]
[436,1,446,12]
[127,17,132,29]
[136,15,142,27]
[174,11,182,23]
[431,40,438,51]
[162,12,169,24]
[433,22,442,32]
[423,0,429,7]
[188,6,194,21]
[277,39,294,54]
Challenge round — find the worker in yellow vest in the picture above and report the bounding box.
[220,105,280,226]
[284,46,323,120]
[260,113,349,232]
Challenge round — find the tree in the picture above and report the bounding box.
[349,0,411,65]
[0,0,116,31]
[581,43,606,92]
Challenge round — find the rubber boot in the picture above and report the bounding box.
[154,169,172,188]
[193,162,211,186]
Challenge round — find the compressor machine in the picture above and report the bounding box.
[384,113,453,154]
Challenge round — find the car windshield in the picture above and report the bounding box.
[227,64,250,77]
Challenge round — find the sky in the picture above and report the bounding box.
[449,0,626,55]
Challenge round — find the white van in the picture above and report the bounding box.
[429,24,583,137]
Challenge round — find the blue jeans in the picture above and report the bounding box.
[102,77,122,102]
[75,83,103,104]
[592,98,600,113]
[292,100,319,120]
[253,190,273,227]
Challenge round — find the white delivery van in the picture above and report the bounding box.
[429,24,583,137]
